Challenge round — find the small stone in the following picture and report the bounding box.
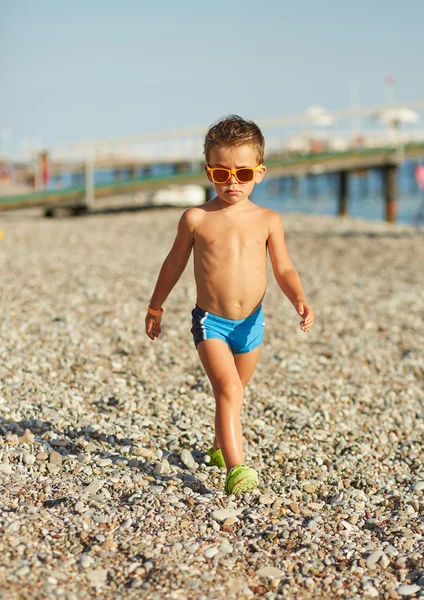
[397,584,421,596]
[180,449,195,469]
[46,463,60,474]
[79,555,94,569]
[259,495,274,504]
[86,569,108,586]
[385,545,398,557]
[121,518,132,529]
[154,459,170,476]
[23,454,36,465]
[219,542,233,554]
[256,566,284,579]
[289,502,300,514]
[366,549,385,570]
[19,429,35,444]
[83,480,105,496]
[380,554,390,569]
[204,547,218,559]
[412,481,424,492]
[0,463,13,474]
[302,482,318,494]
[223,516,239,526]
[49,451,63,466]
[211,509,242,522]
[93,514,108,524]
[363,585,379,597]
[132,447,152,458]
[271,497,283,510]
[102,540,117,551]
[50,438,68,447]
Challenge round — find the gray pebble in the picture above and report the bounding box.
[180,449,195,469]
[211,509,242,522]
[219,542,233,554]
[397,584,421,596]
[366,550,385,570]
[86,569,108,586]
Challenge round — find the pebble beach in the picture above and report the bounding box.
[0,206,423,600]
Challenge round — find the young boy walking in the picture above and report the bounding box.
[145,115,314,496]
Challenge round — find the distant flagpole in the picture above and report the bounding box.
[384,75,395,105]
[349,81,361,136]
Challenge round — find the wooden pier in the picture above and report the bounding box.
[1,142,424,222]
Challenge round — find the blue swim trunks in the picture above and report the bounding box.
[191,305,265,354]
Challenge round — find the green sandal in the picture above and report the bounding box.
[206,447,226,469]
[225,465,258,496]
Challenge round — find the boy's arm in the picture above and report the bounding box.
[146,209,195,340]
[267,211,314,332]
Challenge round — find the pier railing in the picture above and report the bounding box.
[1,142,424,222]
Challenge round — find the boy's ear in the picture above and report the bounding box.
[256,165,267,182]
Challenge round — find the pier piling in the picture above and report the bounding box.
[338,171,348,216]
[383,165,397,223]
[84,156,95,212]
[291,176,300,197]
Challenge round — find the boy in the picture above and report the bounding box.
[145,115,314,496]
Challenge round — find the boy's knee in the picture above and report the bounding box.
[213,379,243,399]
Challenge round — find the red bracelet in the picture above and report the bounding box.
[147,306,164,317]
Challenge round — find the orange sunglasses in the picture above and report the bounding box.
[206,164,263,184]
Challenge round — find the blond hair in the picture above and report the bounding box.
[204,115,265,164]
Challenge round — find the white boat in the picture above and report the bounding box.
[148,184,206,207]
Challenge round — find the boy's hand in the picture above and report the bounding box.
[145,313,162,340]
[295,299,314,332]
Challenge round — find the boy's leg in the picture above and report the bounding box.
[212,346,261,450]
[197,339,244,471]
[234,346,261,388]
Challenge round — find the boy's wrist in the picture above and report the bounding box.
[147,306,164,317]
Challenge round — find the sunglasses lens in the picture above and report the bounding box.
[212,169,230,183]
[236,168,254,183]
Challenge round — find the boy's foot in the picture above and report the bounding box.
[225,465,258,496]
[207,447,226,469]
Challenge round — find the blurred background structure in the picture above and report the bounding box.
[1,1,423,222]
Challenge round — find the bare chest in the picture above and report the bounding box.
[194,220,267,254]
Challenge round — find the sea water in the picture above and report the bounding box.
[49,160,424,225]
[251,160,423,224]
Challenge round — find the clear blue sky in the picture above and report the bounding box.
[0,0,423,151]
